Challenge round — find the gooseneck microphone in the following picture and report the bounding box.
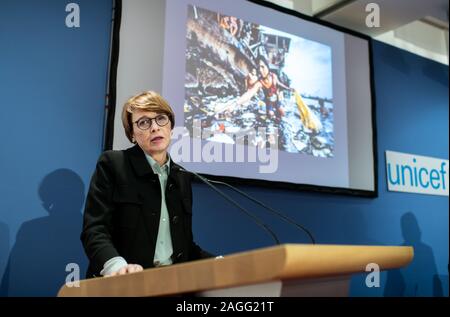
[174,166,280,245]
[207,179,316,244]
[176,166,316,245]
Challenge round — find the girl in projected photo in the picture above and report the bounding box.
[239,56,293,123]
[218,56,294,148]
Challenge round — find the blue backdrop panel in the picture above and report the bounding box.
[0,0,113,296]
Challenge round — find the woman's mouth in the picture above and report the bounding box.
[151,136,164,143]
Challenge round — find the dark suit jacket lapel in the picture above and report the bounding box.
[127,144,154,178]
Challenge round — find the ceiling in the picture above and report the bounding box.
[266,0,449,64]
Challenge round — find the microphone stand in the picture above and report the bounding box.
[208,179,316,244]
[178,167,280,245]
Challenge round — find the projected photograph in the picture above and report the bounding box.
[184,5,334,157]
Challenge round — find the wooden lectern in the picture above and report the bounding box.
[58,244,413,297]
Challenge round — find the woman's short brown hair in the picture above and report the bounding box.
[122,91,175,143]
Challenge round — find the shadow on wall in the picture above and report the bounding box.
[0,221,9,296]
[0,169,87,296]
[384,212,444,297]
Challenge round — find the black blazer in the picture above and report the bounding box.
[81,145,212,277]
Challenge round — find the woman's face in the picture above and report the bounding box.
[258,60,269,78]
[131,109,172,158]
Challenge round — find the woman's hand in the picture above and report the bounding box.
[106,264,143,277]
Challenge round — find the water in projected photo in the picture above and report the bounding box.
[184,5,334,157]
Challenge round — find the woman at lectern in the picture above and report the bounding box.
[81,91,212,278]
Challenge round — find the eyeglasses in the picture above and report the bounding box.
[133,114,170,131]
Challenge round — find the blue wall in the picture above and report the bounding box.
[0,1,448,297]
[0,0,113,296]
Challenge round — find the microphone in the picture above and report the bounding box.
[207,179,316,244]
[175,166,315,245]
[174,166,280,245]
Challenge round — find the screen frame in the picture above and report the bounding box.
[104,0,379,198]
